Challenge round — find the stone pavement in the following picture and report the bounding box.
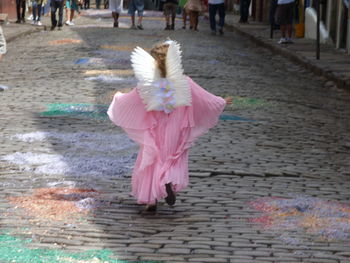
[0,8,350,263]
[223,14,350,90]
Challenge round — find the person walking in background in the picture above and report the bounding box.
[16,0,26,23]
[163,0,178,30]
[109,0,123,27]
[178,0,188,29]
[184,0,205,31]
[96,0,101,9]
[239,0,250,23]
[275,0,295,44]
[66,0,80,25]
[84,0,90,9]
[208,0,225,35]
[0,26,6,60]
[128,0,144,29]
[51,0,64,30]
[31,0,46,26]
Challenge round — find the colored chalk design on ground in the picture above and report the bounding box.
[0,232,152,263]
[100,45,151,52]
[48,39,83,45]
[84,69,134,76]
[9,187,101,222]
[42,103,109,120]
[223,96,272,110]
[3,131,137,177]
[249,196,350,241]
[85,75,137,85]
[75,58,131,67]
[41,103,255,122]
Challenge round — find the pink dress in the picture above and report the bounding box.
[107,77,226,205]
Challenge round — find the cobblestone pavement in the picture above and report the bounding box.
[1,9,350,263]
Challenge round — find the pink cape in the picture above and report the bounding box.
[107,77,226,204]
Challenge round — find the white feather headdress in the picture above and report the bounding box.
[131,40,192,113]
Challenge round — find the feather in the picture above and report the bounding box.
[166,41,192,108]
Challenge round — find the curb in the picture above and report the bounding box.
[224,22,350,90]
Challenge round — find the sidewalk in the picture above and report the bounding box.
[223,13,350,90]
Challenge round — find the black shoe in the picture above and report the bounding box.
[113,21,118,28]
[171,24,174,30]
[218,28,224,35]
[50,25,55,30]
[165,183,176,206]
[164,24,170,30]
[182,25,186,29]
[15,20,21,23]
[137,24,143,30]
[144,201,157,212]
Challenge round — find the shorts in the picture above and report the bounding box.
[66,0,79,11]
[275,2,294,25]
[109,0,123,12]
[128,0,144,16]
[163,2,177,16]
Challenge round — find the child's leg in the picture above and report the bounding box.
[182,9,186,28]
[194,11,199,30]
[165,14,170,29]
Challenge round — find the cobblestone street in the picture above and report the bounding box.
[1,9,350,263]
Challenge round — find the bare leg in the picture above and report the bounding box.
[287,23,292,38]
[182,10,187,28]
[131,15,135,26]
[280,24,286,38]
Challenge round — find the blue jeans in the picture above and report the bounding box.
[209,3,225,31]
[51,0,64,27]
[32,1,42,21]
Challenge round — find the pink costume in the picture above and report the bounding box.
[107,77,226,205]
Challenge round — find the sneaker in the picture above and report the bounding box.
[137,24,143,30]
[15,20,21,23]
[170,24,174,30]
[27,14,33,21]
[31,20,36,25]
[130,24,137,29]
[278,37,287,44]
[165,183,176,206]
[50,24,56,30]
[164,24,170,30]
[182,25,186,29]
[113,21,119,28]
[65,20,74,26]
[218,28,224,35]
[37,21,42,26]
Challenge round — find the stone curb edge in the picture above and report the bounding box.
[5,25,46,43]
[224,23,350,90]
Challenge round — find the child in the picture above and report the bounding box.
[107,40,232,211]
[163,0,178,30]
[0,26,6,60]
[128,0,144,29]
[109,0,123,28]
[184,0,205,30]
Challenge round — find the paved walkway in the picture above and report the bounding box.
[1,9,350,263]
[223,14,350,90]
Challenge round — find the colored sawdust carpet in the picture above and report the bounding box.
[3,131,136,177]
[75,58,130,66]
[100,45,151,52]
[84,69,134,76]
[249,196,350,241]
[222,96,272,110]
[0,232,152,263]
[48,39,83,45]
[9,187,100,222]
[41,103,255,122]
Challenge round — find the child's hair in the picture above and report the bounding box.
[150,43,169,78]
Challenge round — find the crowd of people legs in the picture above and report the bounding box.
[14,0,228,35]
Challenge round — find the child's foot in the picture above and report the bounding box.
[165,183,176,206]
[182,25,186,29]
[144,202,157,212]
[164,24,170,30]
[113,21,119,27]
[137,24,143,30]
[171,24,174,30]
[130,24,137,29]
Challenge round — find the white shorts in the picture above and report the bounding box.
[109,0,123,13]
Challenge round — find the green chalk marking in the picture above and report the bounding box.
[0,232,153,263]
[222,96,272,110]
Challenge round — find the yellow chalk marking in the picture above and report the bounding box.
[84,69,134,76]
[101,45,151,52]
[48,39,83,45]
